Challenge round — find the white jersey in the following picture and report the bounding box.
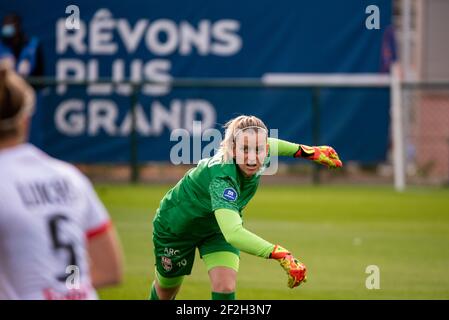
[0,144,111,300]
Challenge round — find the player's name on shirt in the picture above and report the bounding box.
[16,178,78,208]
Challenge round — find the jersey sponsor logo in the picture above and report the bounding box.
[43,286,90,300]
[223,188,238,202]
[161,256,173,272]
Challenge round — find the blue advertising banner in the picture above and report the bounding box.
[0,0,392,163]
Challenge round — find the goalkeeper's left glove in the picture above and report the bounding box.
[270,245,307,288]
[294,145,343,168]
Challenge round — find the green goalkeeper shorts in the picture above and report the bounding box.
[153,220,240,278]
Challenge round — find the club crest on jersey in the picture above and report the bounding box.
[161,256,173,272]
[223,188,238,202]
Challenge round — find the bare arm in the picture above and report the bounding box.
[87,225,124,289]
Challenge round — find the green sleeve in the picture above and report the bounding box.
[214,208,274,258]
[268,137,300,157]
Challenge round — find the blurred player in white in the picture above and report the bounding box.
[0,64,123,300]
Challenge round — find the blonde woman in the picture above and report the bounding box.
[150,115,342,300]
[0,65,123,299]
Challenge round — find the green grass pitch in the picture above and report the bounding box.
[95,184,449,300]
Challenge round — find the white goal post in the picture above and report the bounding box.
[262,71,405,191]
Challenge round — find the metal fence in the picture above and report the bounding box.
[403,82,449,185]
[25,73,449,189]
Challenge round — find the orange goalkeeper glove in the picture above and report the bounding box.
[270,245,307,288]
[294,145,343,168]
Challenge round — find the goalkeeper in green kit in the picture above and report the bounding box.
[150,115,342,300]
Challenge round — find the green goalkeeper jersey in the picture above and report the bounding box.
[153,148,271,240]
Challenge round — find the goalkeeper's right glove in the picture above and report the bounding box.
[270,245,307,288]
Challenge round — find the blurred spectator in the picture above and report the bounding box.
[0,13,46,148]
[0,13,44,78]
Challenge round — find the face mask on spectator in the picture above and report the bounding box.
[1,24,16,38]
